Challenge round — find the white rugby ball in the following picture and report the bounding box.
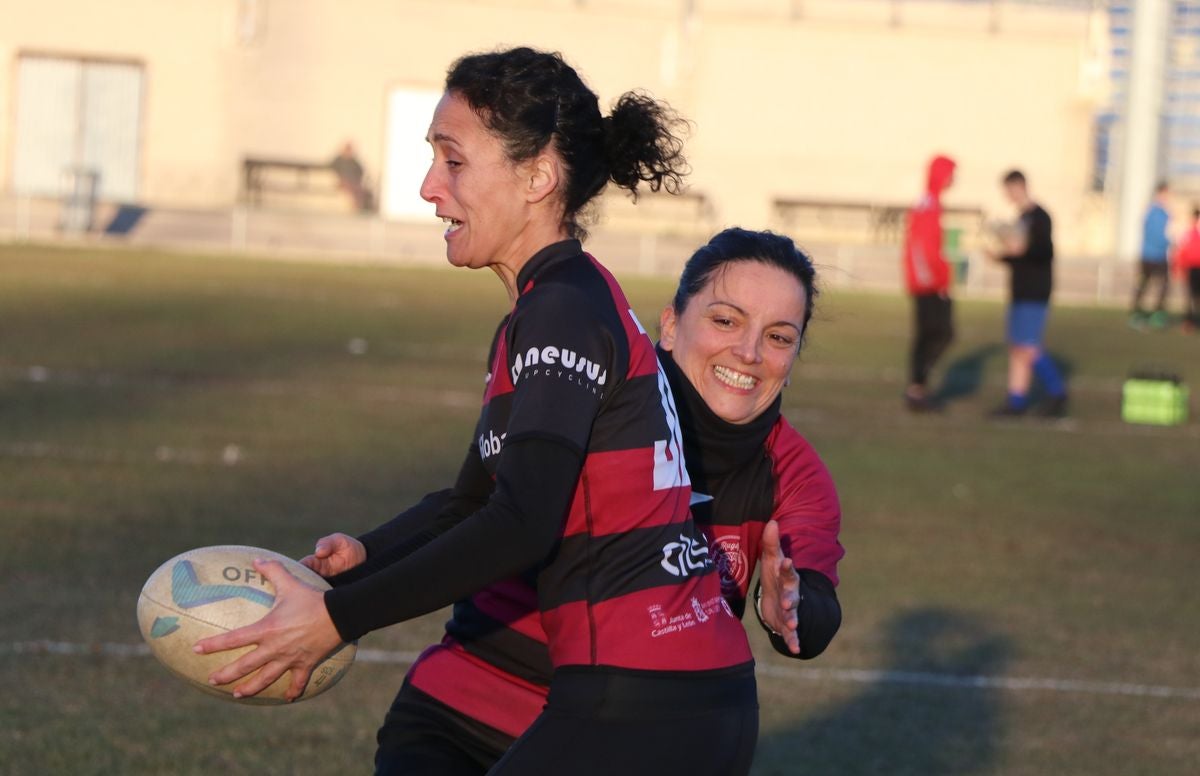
[136,545,356,705]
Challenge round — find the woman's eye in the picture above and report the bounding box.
[446,159,462,169]
[712,317,733,328]
[769,333,795,346]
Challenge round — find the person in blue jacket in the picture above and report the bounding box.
[1131,181,1172,330]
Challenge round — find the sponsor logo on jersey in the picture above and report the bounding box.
[711,533,749,594]
[509,345,607,393]
[648,595,734,638]
[478,428,506,460]
[659,533,712,577]
[647,604,669,629]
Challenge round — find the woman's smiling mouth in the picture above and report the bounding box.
[713,365,759,391]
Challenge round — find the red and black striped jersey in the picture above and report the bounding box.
[407,412,842,739]
[470,239,751,671]
[703,417,843,608]
[322,241,753,668]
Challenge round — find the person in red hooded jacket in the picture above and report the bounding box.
[902,155,957,411]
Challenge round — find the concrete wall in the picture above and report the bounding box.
[1,0,1114,253]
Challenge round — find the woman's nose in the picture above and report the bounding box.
[419,164,441,204]
[731,332,762,365]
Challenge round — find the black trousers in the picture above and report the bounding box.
[1187,268,1200,326]
[489,665,759,776]
[910,293,954,387]
[1132,260,1170,314]
[375,681,513,776]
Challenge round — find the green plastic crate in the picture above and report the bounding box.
[1121,377,1189,426]
[943,227,968,284]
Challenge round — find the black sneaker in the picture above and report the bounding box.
[1039,395,1069,418]
[988,403,1027,418]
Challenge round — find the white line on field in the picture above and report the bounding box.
[0,441,246,467]
[0,364,481,410]
[6,640,1198,702]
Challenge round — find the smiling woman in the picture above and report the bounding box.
[660,228,817,426]
[654,228,842,667]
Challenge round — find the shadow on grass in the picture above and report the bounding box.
[933,345,1073,406]
[754,607,1012,776]
[933,344,1004,403]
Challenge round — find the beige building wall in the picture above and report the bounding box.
[1,0,1113,253]
[0,0,239,207]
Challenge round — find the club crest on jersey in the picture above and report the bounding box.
[660,533,712,577]
[510,345,607,391]
[711,534,749,594]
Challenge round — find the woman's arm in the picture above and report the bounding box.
[755,424,845,660]
[324,275,620,638]
[322,443,494,586]
[195,436,583,700]
[323,437,582,640]
[311,321,515,583]
[755,562,841,660]
[305,489,454,582]
[195,282,616,699]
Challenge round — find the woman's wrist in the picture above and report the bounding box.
[755,585,782,637]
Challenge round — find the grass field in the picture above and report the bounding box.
[2,243,1198,775]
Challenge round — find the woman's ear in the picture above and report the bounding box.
[659,305,678,350]
[525,153,560,205]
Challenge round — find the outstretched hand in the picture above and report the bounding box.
[193,558,344,701]
[758,520,801,655]
[301,532,367,578]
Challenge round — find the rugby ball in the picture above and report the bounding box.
[136,545,356,705]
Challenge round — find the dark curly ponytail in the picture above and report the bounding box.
[445,47,689,239]
[604,92,688,198]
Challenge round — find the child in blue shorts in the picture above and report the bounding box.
[987,170,1068,417]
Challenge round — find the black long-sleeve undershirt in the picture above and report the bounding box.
[324,488,458,589]
[755,569,841,660]
[323,437,582,642]
[326,442,493,588]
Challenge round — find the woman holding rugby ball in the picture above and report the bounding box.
[198,47,761,774]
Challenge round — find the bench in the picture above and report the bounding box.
[773,197,984,245]
[242,157,345,208]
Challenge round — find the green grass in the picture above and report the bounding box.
[1,243,1198,775]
